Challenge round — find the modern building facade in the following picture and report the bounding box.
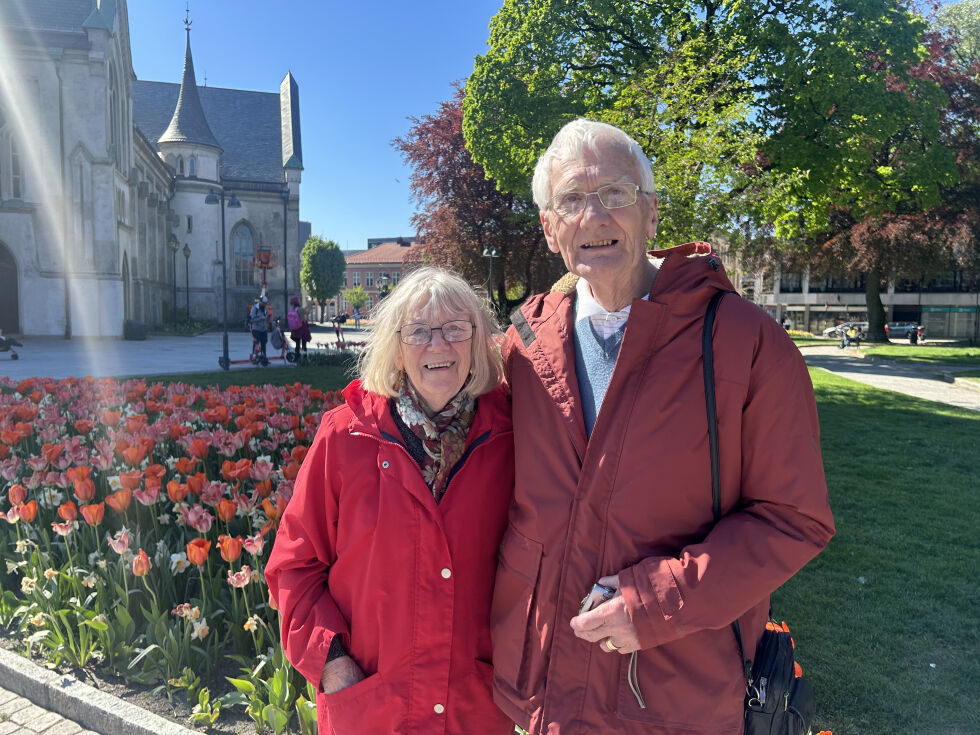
[0,0,305,337]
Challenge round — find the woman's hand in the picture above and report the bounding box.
[320,655,365,695]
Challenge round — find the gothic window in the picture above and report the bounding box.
[189,156,196,176]
[109,65,121,169]
[232,222,255,286]
[187,215,193,233]
[10,138,22,199]
[177,156,185,176]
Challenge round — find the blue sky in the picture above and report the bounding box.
[127,1,504,251]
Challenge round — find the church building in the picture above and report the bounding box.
[0,0,304,337]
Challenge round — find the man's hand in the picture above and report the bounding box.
[320,655,365,695]
[569,574,641,654]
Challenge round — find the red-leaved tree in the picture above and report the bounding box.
[393,86,565,313]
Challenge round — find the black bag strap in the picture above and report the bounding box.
[701,289,754,686]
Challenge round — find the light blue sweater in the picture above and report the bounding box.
[573,317,626,437]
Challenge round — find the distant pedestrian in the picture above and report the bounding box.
[353,306,361,329]
[248,296,271,360]
[287,296,312,354]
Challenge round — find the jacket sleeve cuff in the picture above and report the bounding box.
[619,557,681,650]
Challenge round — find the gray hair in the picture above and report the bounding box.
[358,266,503,399]
[531,118,656,210]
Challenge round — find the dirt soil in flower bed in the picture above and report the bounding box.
[0,632,256,735]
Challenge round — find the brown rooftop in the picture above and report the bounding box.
[345,241,421,265]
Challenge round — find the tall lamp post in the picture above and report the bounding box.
[182,243,191,319]
[205,188,242,369]
[281,186,290,320]
[482,247,499,304]
[378,274,390,301]
[168,235,179,329]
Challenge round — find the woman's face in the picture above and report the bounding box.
[396,307,474,414]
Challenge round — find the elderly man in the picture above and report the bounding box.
[492,119,835,734]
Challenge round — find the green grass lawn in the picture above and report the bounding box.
[139,361,356,390]
[859,343,980,366]
[777,369,979,735]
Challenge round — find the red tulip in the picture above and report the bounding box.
[73,478,96,502]
[8,484,26,505]
[17,500,38,523]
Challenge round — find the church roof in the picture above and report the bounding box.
[0,0,94,48]
[134,81,289,183]
[157,31,222,151]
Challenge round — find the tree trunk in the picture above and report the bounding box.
[865,268,888,341]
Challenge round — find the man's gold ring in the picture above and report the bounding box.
[602,638,620,652]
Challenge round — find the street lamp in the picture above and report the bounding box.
[281,186,289,321]
[205,187,242,370]
[168,234,179,329]
[182,243,191,319]
[482,248,500,304]
[378,273,390,300]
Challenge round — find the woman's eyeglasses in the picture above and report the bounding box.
[398,320,474,345]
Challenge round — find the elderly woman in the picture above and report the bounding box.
[266,267,514,734]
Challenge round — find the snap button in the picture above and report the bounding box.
[381,460,390,469]
[433,704,445,714]
[440,568,451,579]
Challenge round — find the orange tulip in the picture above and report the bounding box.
[105,488,132,514]
[74,420,95,435]
[80,503,105,526]
[1,429,24,446]
[186,473,207,496]
[144,464,166,484]
[174,457,197,475]
[17,500,38,523]
[119,470,143,491]
[66,466,92,484]
[282,461,301,481]
[254,479,272,498]
[217,498,238,523]
[166,480,189,504]
[0,444,8,460]
[132,548,152,577]
[57,500,78,522]
[102,410,121,427]
[122,445,147,468]
[187,438,210,460]
[217,534,242,563]
[290,446,309,465]
[41,443,64,465]
[8,484,26,505]
[186,538,211,566]
[221,458,252,482]
[73,478,96,502]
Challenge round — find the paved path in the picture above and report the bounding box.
[0,323,358,382]
[0,685,96,735]
[799,345,980,412]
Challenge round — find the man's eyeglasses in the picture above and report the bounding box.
[398,320,474,345]
[549,183,641,218]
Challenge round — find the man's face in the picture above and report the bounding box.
[540,141,658,296]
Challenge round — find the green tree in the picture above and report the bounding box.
[462,0,810,245]
[300,236,346,322]
[937,0,980,67]
[342,286,369,313]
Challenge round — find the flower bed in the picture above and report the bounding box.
[0,375,344,733]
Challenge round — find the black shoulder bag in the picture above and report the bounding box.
[702,290,817,735]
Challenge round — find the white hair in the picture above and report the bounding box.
[531,118,656,210]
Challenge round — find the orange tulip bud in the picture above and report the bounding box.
[57,500,78,522]
[17,500,38,523]
[166,480,189,504]
[217,498,238,523]
[217,534,242,563]
[132,548,152,577]
[80,503,105,526]
[186,537,211,566]
[105,488,132,514]
[73,478,96,502]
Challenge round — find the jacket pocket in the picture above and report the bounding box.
[615,627,744,732]
[490,525,542,695]
[320,672,394,734]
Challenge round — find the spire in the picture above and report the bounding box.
[158,12,222,151]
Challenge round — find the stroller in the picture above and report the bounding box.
[0,333,22,360]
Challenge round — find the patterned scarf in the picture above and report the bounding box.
[394,375,475,503]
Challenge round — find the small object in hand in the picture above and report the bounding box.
[579,583,616,614]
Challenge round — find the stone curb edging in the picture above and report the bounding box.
[0,647,197,735]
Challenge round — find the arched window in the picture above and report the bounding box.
[10,137,23,199]
[188,156,196,176]
[177,156,184,176]
[232,223,255,286]
[109,65,121,168]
